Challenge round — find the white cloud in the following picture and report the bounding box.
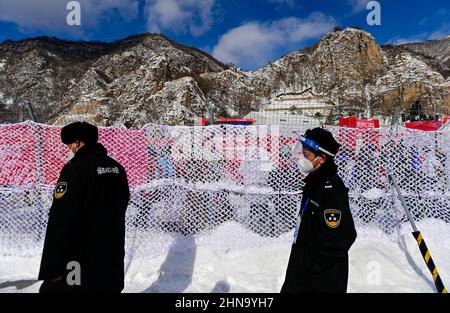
[420,9,448,26]
[348,0,369,13]
[145,0,215,37]
[392,10,450,44]
[386,33,429,45]
[267,0,297,8]
[0,0,139,36]
[212,12,336,69]
[387,23,450,46]
[429,23,450,40]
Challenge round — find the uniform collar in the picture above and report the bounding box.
[303,160,338,196]
[73,143,107,160]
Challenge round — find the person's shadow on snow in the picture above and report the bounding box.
[143,235,196,293]
[397,231,436,291]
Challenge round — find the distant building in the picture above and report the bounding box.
[246,87,335,126]
[245,111,319,126]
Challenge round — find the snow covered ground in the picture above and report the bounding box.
[0,219,449,293]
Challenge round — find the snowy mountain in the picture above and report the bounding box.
[0,28,449,127]
[391,36,450,78]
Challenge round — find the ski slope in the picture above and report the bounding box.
[0,219,449,293]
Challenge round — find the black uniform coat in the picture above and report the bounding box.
[38,143,130,293]
[281,161,357,293]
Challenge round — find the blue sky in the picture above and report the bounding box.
[0,0,449,70]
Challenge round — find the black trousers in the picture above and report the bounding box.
[39,280,82,294]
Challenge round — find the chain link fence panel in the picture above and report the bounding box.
[0,121,449,259]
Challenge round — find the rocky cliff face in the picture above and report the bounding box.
[0,29,448,127]
[0,34,227,125]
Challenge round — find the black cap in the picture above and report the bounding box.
[304,127,340,157]
[61,122,98,145]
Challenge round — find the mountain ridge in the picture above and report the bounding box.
[0,28,448,127]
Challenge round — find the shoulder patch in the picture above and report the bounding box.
[54,182,67,199]
[324,209,341,228]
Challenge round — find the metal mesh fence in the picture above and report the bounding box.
[0,121,449,258]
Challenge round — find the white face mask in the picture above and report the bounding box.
[297,155,318,174]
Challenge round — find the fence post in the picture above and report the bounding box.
[389,174,447,293]
[26,102,37,122]
[208,103,215,126]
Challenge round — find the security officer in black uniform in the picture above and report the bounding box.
[281,128,357,293]
[38,122,130,293]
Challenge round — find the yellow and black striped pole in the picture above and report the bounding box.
[412,231,447,293]
[389,175,448,294]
